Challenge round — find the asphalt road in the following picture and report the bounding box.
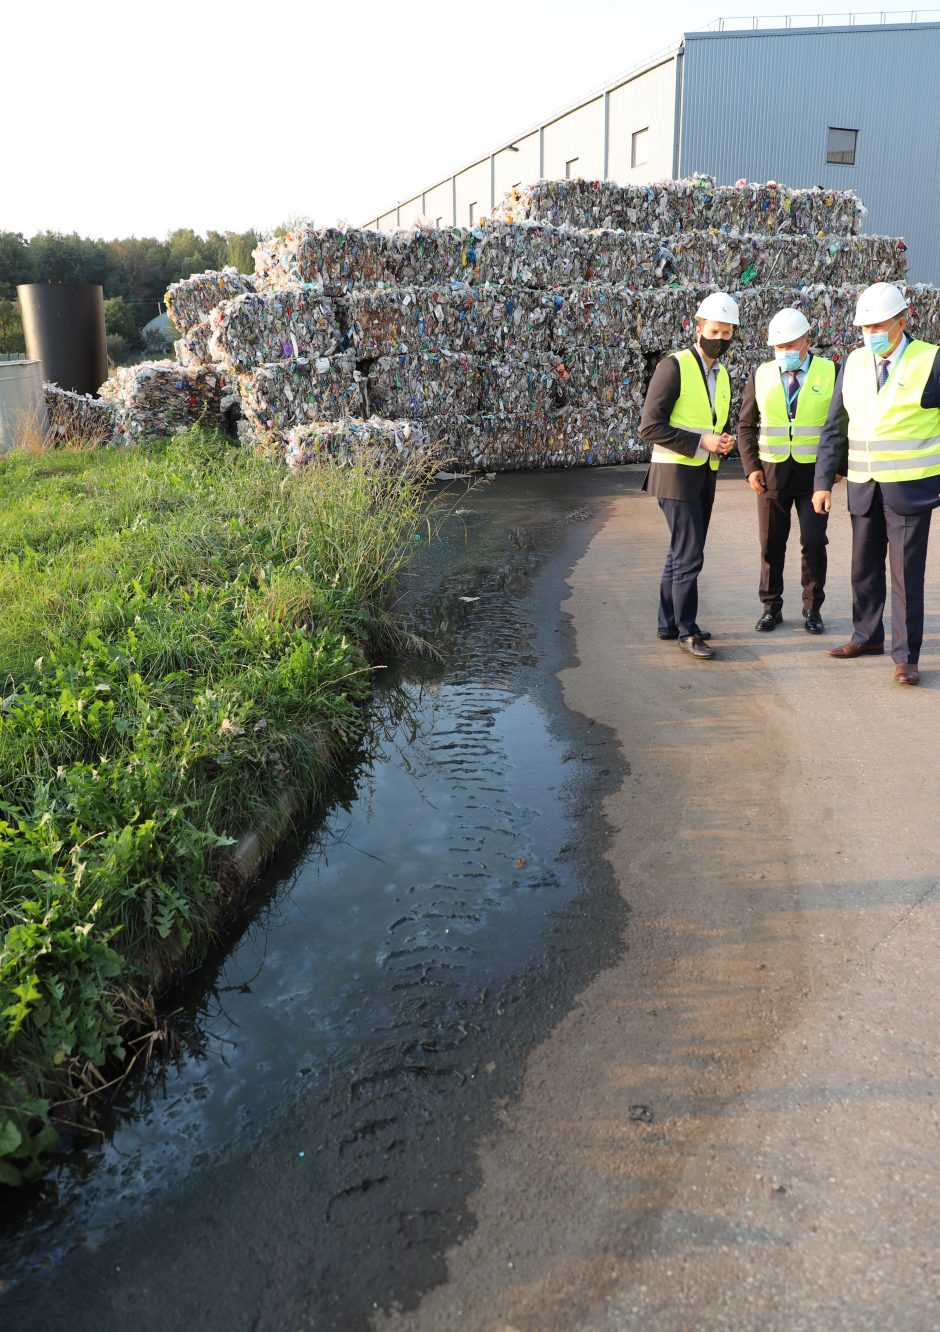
[379,462,940,1331]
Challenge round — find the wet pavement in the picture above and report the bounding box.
[1,467,638,1331]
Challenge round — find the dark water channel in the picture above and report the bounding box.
[1,468,635,1332]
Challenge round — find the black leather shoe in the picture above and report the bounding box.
[755,611,783,632]
[678,634,716,659]
[658,626,711,641]
[803,609,825,634]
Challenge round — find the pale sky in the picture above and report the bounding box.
[6,0,874,242]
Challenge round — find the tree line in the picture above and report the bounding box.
[0,228,260,354]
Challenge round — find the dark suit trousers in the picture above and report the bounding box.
[657,490,714,637]
[850,484,933,663]
[757,488,828,615]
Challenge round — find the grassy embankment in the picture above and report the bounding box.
[0,432,430,1183]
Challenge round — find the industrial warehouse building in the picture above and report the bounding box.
[365,17,940,284]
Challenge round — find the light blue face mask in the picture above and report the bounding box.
[775,349,804,372]
[864,322,897,357]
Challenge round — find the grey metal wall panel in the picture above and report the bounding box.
[424,181,454,228]
[455,160,491,229]
[543,98,604,179]
[399,196,423,227]
[494,131,540,200]
[607,57,677,183]
[679,25,940,283]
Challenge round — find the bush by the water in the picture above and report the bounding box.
[0,431,429,1182]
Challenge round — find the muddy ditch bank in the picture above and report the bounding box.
[1,466,641,1332]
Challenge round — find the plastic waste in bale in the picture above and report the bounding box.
[284,418,435,471]
[207,289,343,374]
[174,319,213,367]
[495,175,867,238]
[99,361,229,440]
[365,350,483,420]
[164,268,255,334]
[236,355,365,451]
[253,227,394,294]
[43,383,117,444]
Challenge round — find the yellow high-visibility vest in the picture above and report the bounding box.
[755,355,836,465]
[843,339,940,484]
[650,348,730,472]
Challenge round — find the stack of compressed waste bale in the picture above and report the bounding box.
[43,384,116,444]
[79,173,940,470]
[98,361,234,440]
[250,217,906,296]
[493,174,868,235]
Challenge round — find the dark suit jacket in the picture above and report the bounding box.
[640,349,725,503]
[737,358,824,497]
[814,343,940,516]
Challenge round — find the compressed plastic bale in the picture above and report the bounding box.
[283,418,438,471]
[478,225,906,291]
[253,226,393,294]
[99,361,229,440]
[387,226,486,287]
[365,350,482,420]
[479,346,647,415]
[174,318,213,367]
[496,176,867,238]
[345,285,559,358]
[905,284,940,344]
[549,284,649,350]
[646,231,906,291]
[237,356,364,448]
[164,267,255,334]
[207,289,343,373]
[472,221,584,288]
[43,383,116,444]
[429,405,644,472]
[254,213,902,298]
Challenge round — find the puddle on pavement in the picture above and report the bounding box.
[1,469,633,1327]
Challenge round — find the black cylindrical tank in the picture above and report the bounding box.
[17,282,108,395]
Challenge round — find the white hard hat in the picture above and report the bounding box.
[853,282,908,326]
[695,291,740,326]
[767,307,810,345]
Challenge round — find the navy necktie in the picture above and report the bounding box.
[877,359,890,391]
[786,371,800,417]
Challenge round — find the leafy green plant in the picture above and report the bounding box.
[0,430,434,1181]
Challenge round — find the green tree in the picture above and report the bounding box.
[103,296,138,343]
[166,229,215,282]
[0,234,30,300]
[104,237,170,332]
[28,232,106,286]
[224,230,259,274]
[0,302,25,354]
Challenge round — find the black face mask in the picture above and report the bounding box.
[699,335,732,359]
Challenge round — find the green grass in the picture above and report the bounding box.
[0,431,430,1182]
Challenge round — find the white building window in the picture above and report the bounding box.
[435,216,443,229]
[632,127,649,168]
[565,157,579,179]
[827,127,858,166]
[468,202,477,225]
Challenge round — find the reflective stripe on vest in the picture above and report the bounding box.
[843,339,940,484]
[650,348,731,472]
[754,355,836,464]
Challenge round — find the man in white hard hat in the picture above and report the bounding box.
[639,291,737,659]
[813,282,940,685]
[737,307,836,634]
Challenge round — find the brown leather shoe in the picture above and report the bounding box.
[894,663,920,685]
[827,641,885,659]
